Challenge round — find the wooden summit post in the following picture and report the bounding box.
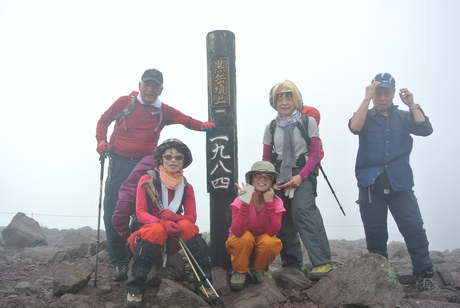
[206,30,237,269]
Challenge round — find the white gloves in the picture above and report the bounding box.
[284,187,296,199]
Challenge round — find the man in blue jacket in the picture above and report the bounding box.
[349,73,438,292]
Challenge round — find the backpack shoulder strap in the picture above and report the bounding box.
[179,177,188,214]
[153,107,163,132]
[297,113,311,146]
[110,96,137,143]
[146,170,187,215]
[269,119,277,146]
[114,95,136,121]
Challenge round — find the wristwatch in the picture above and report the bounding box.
[409,104,421,110]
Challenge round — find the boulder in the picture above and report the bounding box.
[272,267,312,291]
[156,278,209,308]
[307,253,404,307]
[2,212,47,247]
[226,278,285,308]
[53,258,93,295]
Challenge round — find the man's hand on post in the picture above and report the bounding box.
[201,122,216,132]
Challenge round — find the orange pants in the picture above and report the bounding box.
[226,231,282,273]
[127,219,198,255]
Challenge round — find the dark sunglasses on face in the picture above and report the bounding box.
[253,173,274,181]
[162,154,185,161]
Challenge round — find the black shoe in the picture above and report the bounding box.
[415,277,439,291]
[415,269,439,292]
[113,264,128,281]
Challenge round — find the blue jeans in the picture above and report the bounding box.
[357,186,433,276]
[104,154,141,266]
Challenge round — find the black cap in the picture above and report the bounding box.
[141,69,163,86]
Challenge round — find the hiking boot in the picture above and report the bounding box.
[230,272,247,291]
[197,285,218,302]
[309,263,333,279]
[113,264,128,281]
[125,293,143,307]
[416,277,439,292]
[255,270,272,283]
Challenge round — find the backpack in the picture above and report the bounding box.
[128,170,188,233]
[109,95,163,150]
[300,105,324,160]
[269,105,324,173]
[113,95,163,130]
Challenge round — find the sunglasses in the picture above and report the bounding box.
[162,154,185,161]
[253,173,274,181]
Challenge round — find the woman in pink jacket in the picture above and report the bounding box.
[226,161,285,291]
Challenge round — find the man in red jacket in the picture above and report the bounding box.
[95,68,214,281]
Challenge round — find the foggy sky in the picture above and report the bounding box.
[1,0,459,251]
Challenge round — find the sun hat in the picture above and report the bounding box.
[154,138,192,168]
[372,72,395,88]
[245,161,280,186]
[269,80,303,112]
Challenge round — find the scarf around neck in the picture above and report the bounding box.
[276,110,302,183]
[158,165,184,214]
[158,165,185,267]
[159,165,183,190]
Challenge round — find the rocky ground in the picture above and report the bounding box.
[1,222,460,308]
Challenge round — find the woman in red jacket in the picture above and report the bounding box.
[226,161,285,291]
[125,138,214,307]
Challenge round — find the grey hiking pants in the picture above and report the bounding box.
[277,175,331,269]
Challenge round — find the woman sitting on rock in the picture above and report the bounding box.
[226,161,285,291]
[125,138,214,307]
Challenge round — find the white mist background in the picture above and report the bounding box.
[1,0,459,252]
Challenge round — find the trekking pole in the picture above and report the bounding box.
[174,227,226,307]
[177,236,214,306]
[94,153,106,287]
[142,178,226,307]
[318,163,346,216]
